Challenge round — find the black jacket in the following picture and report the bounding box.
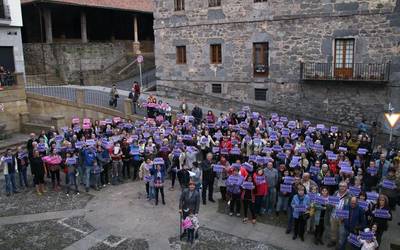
[179,189,200,214]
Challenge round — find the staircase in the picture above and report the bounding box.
[26,73,65,86]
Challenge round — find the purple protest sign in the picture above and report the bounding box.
[220,148,229,155]
[243,162,253,172]
[298,147,308,154]
[358,200,368,210]
[360,231,374,241]
[357,148,368,155]
[144,175,153,182]
[294,204,307,213]
[312,144,324,152]
[366,192,379,201]
[130,149,140,155]
[183,134,192,141]
[145,146,154,153]
[277,152,287,160]
[249,155,257,162]
[330,126,338,133]
[262,147,273,154]
[354,160,361,167]
[309,166,320,175]
[172,149,181,157]
[153,158,165,165]
[66,158,77,165]
[349,186,361,196]
[328,196,340,206]
[328,153,337,161]
[283,176,294,185]
[17,152,28,159]
[315,196,327,205]
[86,139,96,147]
[335,209,349,219]
[382,179,397,189]
[348,234,361,248]
[230,147,241,155]
[74,141,84,149]
[212,147,220,153]
[287,121,296,129]
[283,143,293,150]
[316,124,325,130]
[280,184,292,193]
[338,147,348,152]
[367,167,378,175]
[272,145,282,152]
[159,146,170,152]
[303,120,311,126]
[231,163,241,170]
[374,209,391,219]
[323,177,337,186]
[227,175,241,185]
[242,181,255,190]
[339,162,351,169]
[340,166,353,174]
[291,133,299,140]
[175,142,185,149]
[213,164,224,173]
[255,176,266,185]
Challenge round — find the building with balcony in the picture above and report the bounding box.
[20,0,154,85]
[154,0,400,133]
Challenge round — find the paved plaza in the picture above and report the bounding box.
[0,176,399,250]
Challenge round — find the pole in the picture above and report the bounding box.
[139,62,143,88]
[390,127,393,142]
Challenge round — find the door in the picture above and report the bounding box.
[0,47,15,72]
[334,39,354,79]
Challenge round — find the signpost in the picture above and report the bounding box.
[137,55,144,88]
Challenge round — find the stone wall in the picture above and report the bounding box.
[154,0,400,136]
[23,41,133,85]
[0,26,25,74]
[0,75,28,133]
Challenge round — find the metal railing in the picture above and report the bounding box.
[300,62,391,82]
[0,73,16,88]
[26,83,77,102]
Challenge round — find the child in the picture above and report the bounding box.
[65,152,79,195]
[185,209,199,244]
[359,228,378,250]
[291,184,310,241]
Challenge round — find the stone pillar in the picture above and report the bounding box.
[76,89,85,107]
[133,15,141,54]
[51,115,65,130]
[80,11,88,43]
[43,8,53,43]
[124,98,132,116]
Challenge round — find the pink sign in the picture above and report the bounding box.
[113,117,121,123]
[82,123,91,129]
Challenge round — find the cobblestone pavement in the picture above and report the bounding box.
[0,176,398,250]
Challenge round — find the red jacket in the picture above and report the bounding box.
[220,140,232,151]
[253,172,268,197]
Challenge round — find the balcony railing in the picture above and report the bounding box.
[300,62,391,83]
[0,73,17,89]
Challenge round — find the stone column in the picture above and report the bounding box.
[80,11,88,43]
[133,15,141,54]
[43,8,53,43]
[51,115,65,130]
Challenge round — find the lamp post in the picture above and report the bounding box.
[384,103,400,142]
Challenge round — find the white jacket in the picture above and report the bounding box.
[0,155,18,175]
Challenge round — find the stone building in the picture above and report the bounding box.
[154,0,400,135]
[20,0,154,85]
[0,0,28,133]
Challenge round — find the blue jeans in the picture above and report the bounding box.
[5,173,17,194]
[18,168,28,188]
[85,166,92,189]
[276,195,289,212]
[149,186,155,199]
[67,172,78,193]
[264,187,276,213]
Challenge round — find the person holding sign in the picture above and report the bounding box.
[358,228,378,250]
[226,167,244,217]
[150,164,166,205]
[30,150,46,195]
[372,194,392,245]
[65,152,79,195]
[341,197,366,250]
[201,153,216,204]
[291,184,310,241]
[1,149,19,196]
[139,158,154,200]
[16,146,29,189]
[241,175,256,224]
[364,161,381,192]
[379,167,399,210]
[253,168,268,215]
[313,186,329,245]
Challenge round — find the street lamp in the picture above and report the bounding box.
[384,103,400,142]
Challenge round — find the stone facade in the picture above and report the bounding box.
[23,41,135,85]
[154,0,400,135]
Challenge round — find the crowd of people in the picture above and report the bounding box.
[1,99,399,249]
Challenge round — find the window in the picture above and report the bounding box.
[209,0,221,7]
[253,42,269,77]
[176,46,187,64]
[210,44,222,64]
[174,0,185,11]
[254,0,267,2]
[334,39,354,78]
[254,88,268,101]
[212,84,222,93]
